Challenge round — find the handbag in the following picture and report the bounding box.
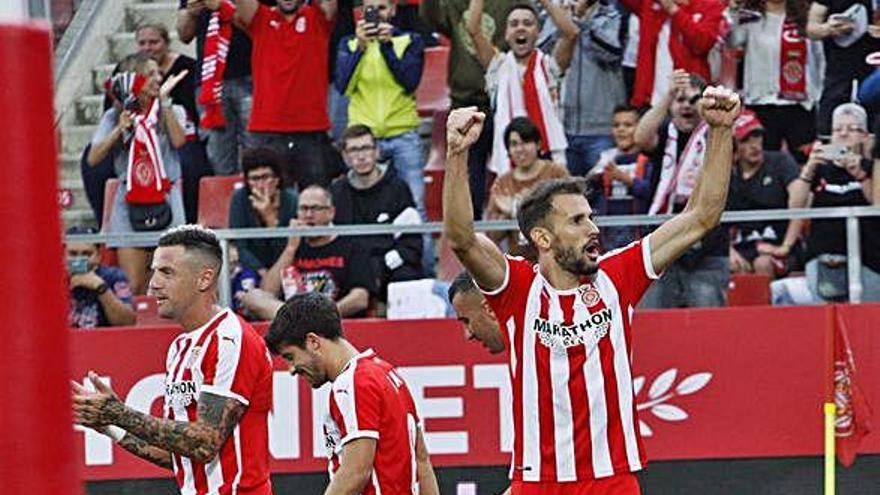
[816,254,849,301]
[129,200,172,232]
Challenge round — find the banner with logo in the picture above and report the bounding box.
[71,305,880,481]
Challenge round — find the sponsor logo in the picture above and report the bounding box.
[633,368,713,437]
[531,308,613,350]
[165,380,198,407]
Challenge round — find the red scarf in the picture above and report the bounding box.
[197,0,236,129]
[778,21,808,101]
[125,98,171,204]
[522,51,551,156]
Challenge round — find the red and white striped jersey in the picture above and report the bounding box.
[163,309,274,495]
[482,237,659,483]
[323,349,421,495]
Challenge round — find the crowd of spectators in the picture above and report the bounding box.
[69,0,880,327]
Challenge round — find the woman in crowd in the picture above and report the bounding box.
[484,117,569,249]
[87,52,188,294]
[727,0,823,162]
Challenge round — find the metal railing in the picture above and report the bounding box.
[65,206,880,307]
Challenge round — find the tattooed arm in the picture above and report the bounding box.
[117,434,174,469]
[73,372,246,464]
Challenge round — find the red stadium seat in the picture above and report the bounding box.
[728,272,771,306]
[424,110,448,222]
[416,47,450,117]
[197,175,245,228]
[132,295,174,326]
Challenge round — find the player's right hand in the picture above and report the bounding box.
[447,107,485,155]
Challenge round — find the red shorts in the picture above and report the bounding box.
[511,473,641,495]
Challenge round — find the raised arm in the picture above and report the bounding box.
[635,70,691,152]
[176,0,205,44]
[73,372,246,464]
[235,0,260,27]
[465,0,497,68]
[539,0,580,72]
[320,0,338,22]
[649,86,740,274]
[88,111,131,166]
[443,108,507,291]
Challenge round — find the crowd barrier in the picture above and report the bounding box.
[70,304,879,481]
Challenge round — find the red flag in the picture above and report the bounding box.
[833,314,872,467]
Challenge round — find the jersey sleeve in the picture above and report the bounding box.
[598,235,660,307]
[329,368,383,448]
[480,255,534,338]
[200,321,267,406]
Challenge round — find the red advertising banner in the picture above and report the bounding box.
[70,305,880,481]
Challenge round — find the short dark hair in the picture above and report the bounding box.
[340,124,375,150]
[157,225,222,266]
[503,117,542,151]
[612,104,640,117]
[65,225,100,248]
[300,184,334,205]
[516,177,588,247]
[508,2,539,20]
[448,271,478,301]
[241,147,284,180]
[265,293,343,353]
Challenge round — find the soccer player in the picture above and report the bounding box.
[448,271,506,354]
[264,292,440,495]
[442,88,740,494]
[72,225,274,495]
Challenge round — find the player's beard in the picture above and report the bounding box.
[553,243,598,277]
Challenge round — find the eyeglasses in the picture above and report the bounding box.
[344,144,376,155]
[675,94,701,106]
[247,172,277,183]
[832,125,866,134]
[298,204,332,213]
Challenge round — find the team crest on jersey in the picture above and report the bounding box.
[186,346,202,369]
[579,285,601,307]
[166,380,198,407]
[295,16,307,33]
[532,307,613,350]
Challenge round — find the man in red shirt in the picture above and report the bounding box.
[72,225,274,495]
[619,0,726,108]
[265,292,440,495]
[442,86,739,494]
[236,0,345,188]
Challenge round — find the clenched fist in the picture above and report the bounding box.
[698,86,742,129]
[447,107,486,156]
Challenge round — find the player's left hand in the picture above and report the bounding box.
[698,86,741,129]
[72,371,122,428]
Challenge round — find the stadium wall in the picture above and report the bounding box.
[72,305,880,492]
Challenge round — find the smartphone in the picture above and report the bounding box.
[829,13,855,23]
[819,144,849,162]
[68,256,90,275]
[364,5,380,30]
